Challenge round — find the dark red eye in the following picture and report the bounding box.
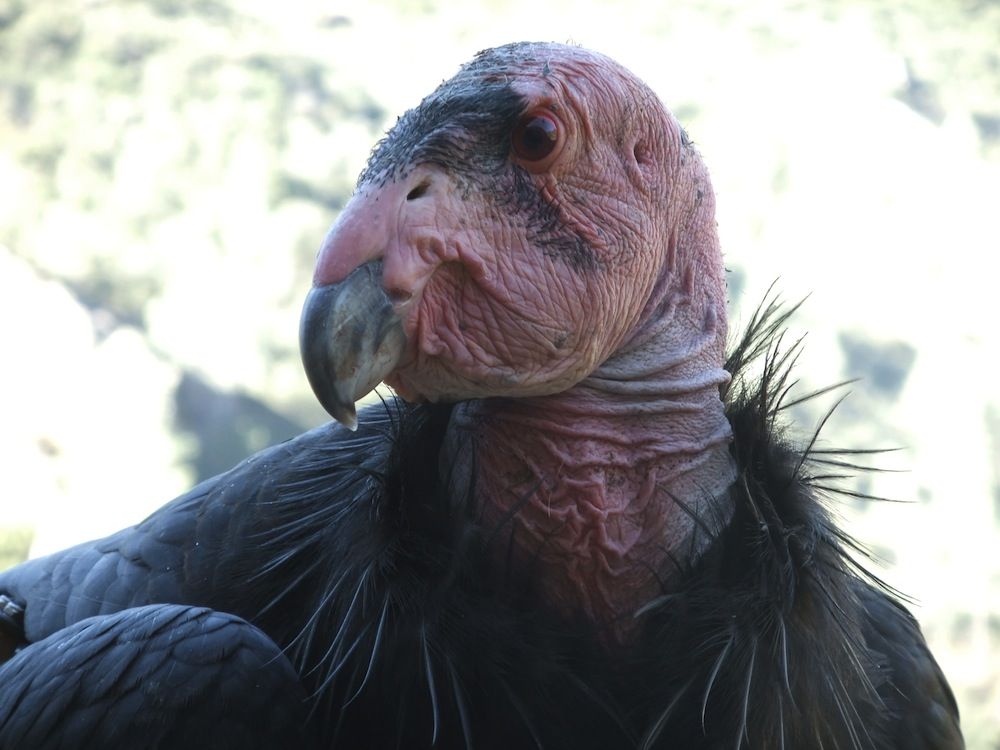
[511,112,560,162]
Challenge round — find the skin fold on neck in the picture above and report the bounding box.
[442,289,737,643]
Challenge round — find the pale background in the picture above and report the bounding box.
[0,0,997,744]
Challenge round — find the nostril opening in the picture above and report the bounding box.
[406,180,431,201]
[387,287,413,304]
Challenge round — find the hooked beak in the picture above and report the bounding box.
[299,260,406,430]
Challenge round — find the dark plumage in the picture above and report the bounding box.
[0,42,961,748]
[0,301,961,749]
[0,605,315,749]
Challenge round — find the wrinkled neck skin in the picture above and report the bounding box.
[443,283,737,645]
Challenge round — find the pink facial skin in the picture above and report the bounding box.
[315,43,736,642]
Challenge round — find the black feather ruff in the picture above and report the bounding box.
[0,297,962,748]
[234,297,961,748]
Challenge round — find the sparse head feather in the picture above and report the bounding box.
[325,42,732,404]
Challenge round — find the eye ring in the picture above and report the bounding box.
[511,110,563,166]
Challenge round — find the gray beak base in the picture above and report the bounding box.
[299,261,406,430]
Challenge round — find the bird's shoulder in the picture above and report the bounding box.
[0,404,421,644]
[0,603,317,750]
[858,585,964,749]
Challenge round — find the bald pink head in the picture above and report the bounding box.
[300,42,737,633]
[311,42,728,406]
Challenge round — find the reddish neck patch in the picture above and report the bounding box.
[443,304,736,644]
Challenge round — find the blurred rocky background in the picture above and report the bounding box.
[0,0,997,744]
